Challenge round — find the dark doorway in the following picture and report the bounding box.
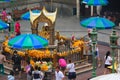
[102,0,120,12]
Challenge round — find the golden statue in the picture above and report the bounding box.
[38,23,50,39]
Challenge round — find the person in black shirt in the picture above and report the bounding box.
[12,50,22,78]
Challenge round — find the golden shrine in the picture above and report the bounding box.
[3,7,87,70]
[30,7,57,45]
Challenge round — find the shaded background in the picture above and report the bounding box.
[102,0,120,12]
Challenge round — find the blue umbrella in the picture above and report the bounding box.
[82,0,108,6]
[0,19,9,30]
[80,17,115,29]
[0,0,10,2]
[8,34,48,49]
[21,9,40,20]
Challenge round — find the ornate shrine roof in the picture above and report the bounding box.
[30,7,57,24]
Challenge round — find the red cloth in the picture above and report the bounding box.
[15,21,21,35]
[71,35,75,41]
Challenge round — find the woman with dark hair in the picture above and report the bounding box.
[32,65,43,80]
[7,12,13,32]
[104,51,112,74]
[25,61,33,80]
[15,20,21,36]
[1,8,7,22]
[66,60,76,80]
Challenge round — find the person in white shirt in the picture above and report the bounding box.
[8,70,15,80]
[32,66,44,80]
[55,66,65,80]
[66,60,76,80]
[7,12,13,32]
[104,51,112,74]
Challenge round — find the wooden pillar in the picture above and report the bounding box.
[49,24,55,45]
[80,47,84,59]
[31,22,38,34]
[82,47,84,59]
[31,27,38,34]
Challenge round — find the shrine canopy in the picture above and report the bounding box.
[30,7,57,24]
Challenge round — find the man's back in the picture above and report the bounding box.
[12,54,21,65]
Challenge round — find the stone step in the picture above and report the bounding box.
[4,66,13,71]
[75,63,92,70]
[74,59,88,65]
[4,64,13,75]
[4,71,10,75]
[76,66,93,75]
[4,66,13,75]
[74,62,92,75]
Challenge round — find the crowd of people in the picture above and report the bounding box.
[56,59,76,80]
[0,48,77,80]
[0,8,21,36]
[85,28,113,74]
[0,7,115,80]
[0,8,77,80]
[0,50,44,80]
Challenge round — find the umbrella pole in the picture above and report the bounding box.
[91,6,93,16]
[76,0,80,18]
